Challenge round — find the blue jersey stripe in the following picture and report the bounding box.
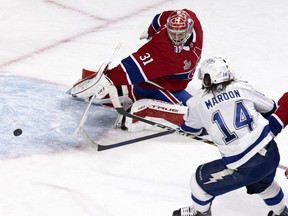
[269,114,283,136]
[261,101,277,119]
[151,13,161,31]
[222,125,271,165]
[181,123,202,134]
[121,56,146,84]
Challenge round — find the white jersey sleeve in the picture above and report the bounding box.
[183,80,276,169]
[236,81,276,116]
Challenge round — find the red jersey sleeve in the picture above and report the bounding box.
[147,10,173,38]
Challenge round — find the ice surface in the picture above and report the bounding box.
[0,1,288,216]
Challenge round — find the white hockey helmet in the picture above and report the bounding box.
[198,57,234,87]
[166,10,194,53]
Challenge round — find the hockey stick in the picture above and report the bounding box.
[97,130,174,151]
[75,95,96,133]
[80,128,174,151]
[77,99,174,150]
[108,85,288,173]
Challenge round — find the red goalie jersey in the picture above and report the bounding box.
[106,9,203,93]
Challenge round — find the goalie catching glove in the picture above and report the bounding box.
[269,92,288,136]
[70,62,113,100]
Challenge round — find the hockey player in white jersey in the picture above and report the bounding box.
[173,57,288,216]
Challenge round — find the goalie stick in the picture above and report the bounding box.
[108,85,288,173]
[76,100,175,151]
[73,42,122,137]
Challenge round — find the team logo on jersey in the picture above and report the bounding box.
[183,60,191,70]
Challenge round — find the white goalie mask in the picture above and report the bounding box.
[198,57,235,87]
[167,10,194,53]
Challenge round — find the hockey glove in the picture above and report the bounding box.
[180,122,207,137]
[269,92,288,136]
[70,62,113,100]
[139,29,150,40]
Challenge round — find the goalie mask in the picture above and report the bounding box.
[167,10,194,53]
[198,57,235,87]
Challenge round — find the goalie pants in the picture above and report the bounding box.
[191,140,286,214]
[130,84,192,105]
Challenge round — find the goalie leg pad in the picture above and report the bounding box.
[125,99,188,132]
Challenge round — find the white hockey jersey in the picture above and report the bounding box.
[183,80,276,169]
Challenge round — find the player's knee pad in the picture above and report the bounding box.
[124,99,188,132]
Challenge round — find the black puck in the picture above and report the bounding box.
[13,128,23,136]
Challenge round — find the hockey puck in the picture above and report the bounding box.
[285,170,288,179]
[13,128,23,136]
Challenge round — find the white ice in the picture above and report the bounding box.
[0,0,288,216]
